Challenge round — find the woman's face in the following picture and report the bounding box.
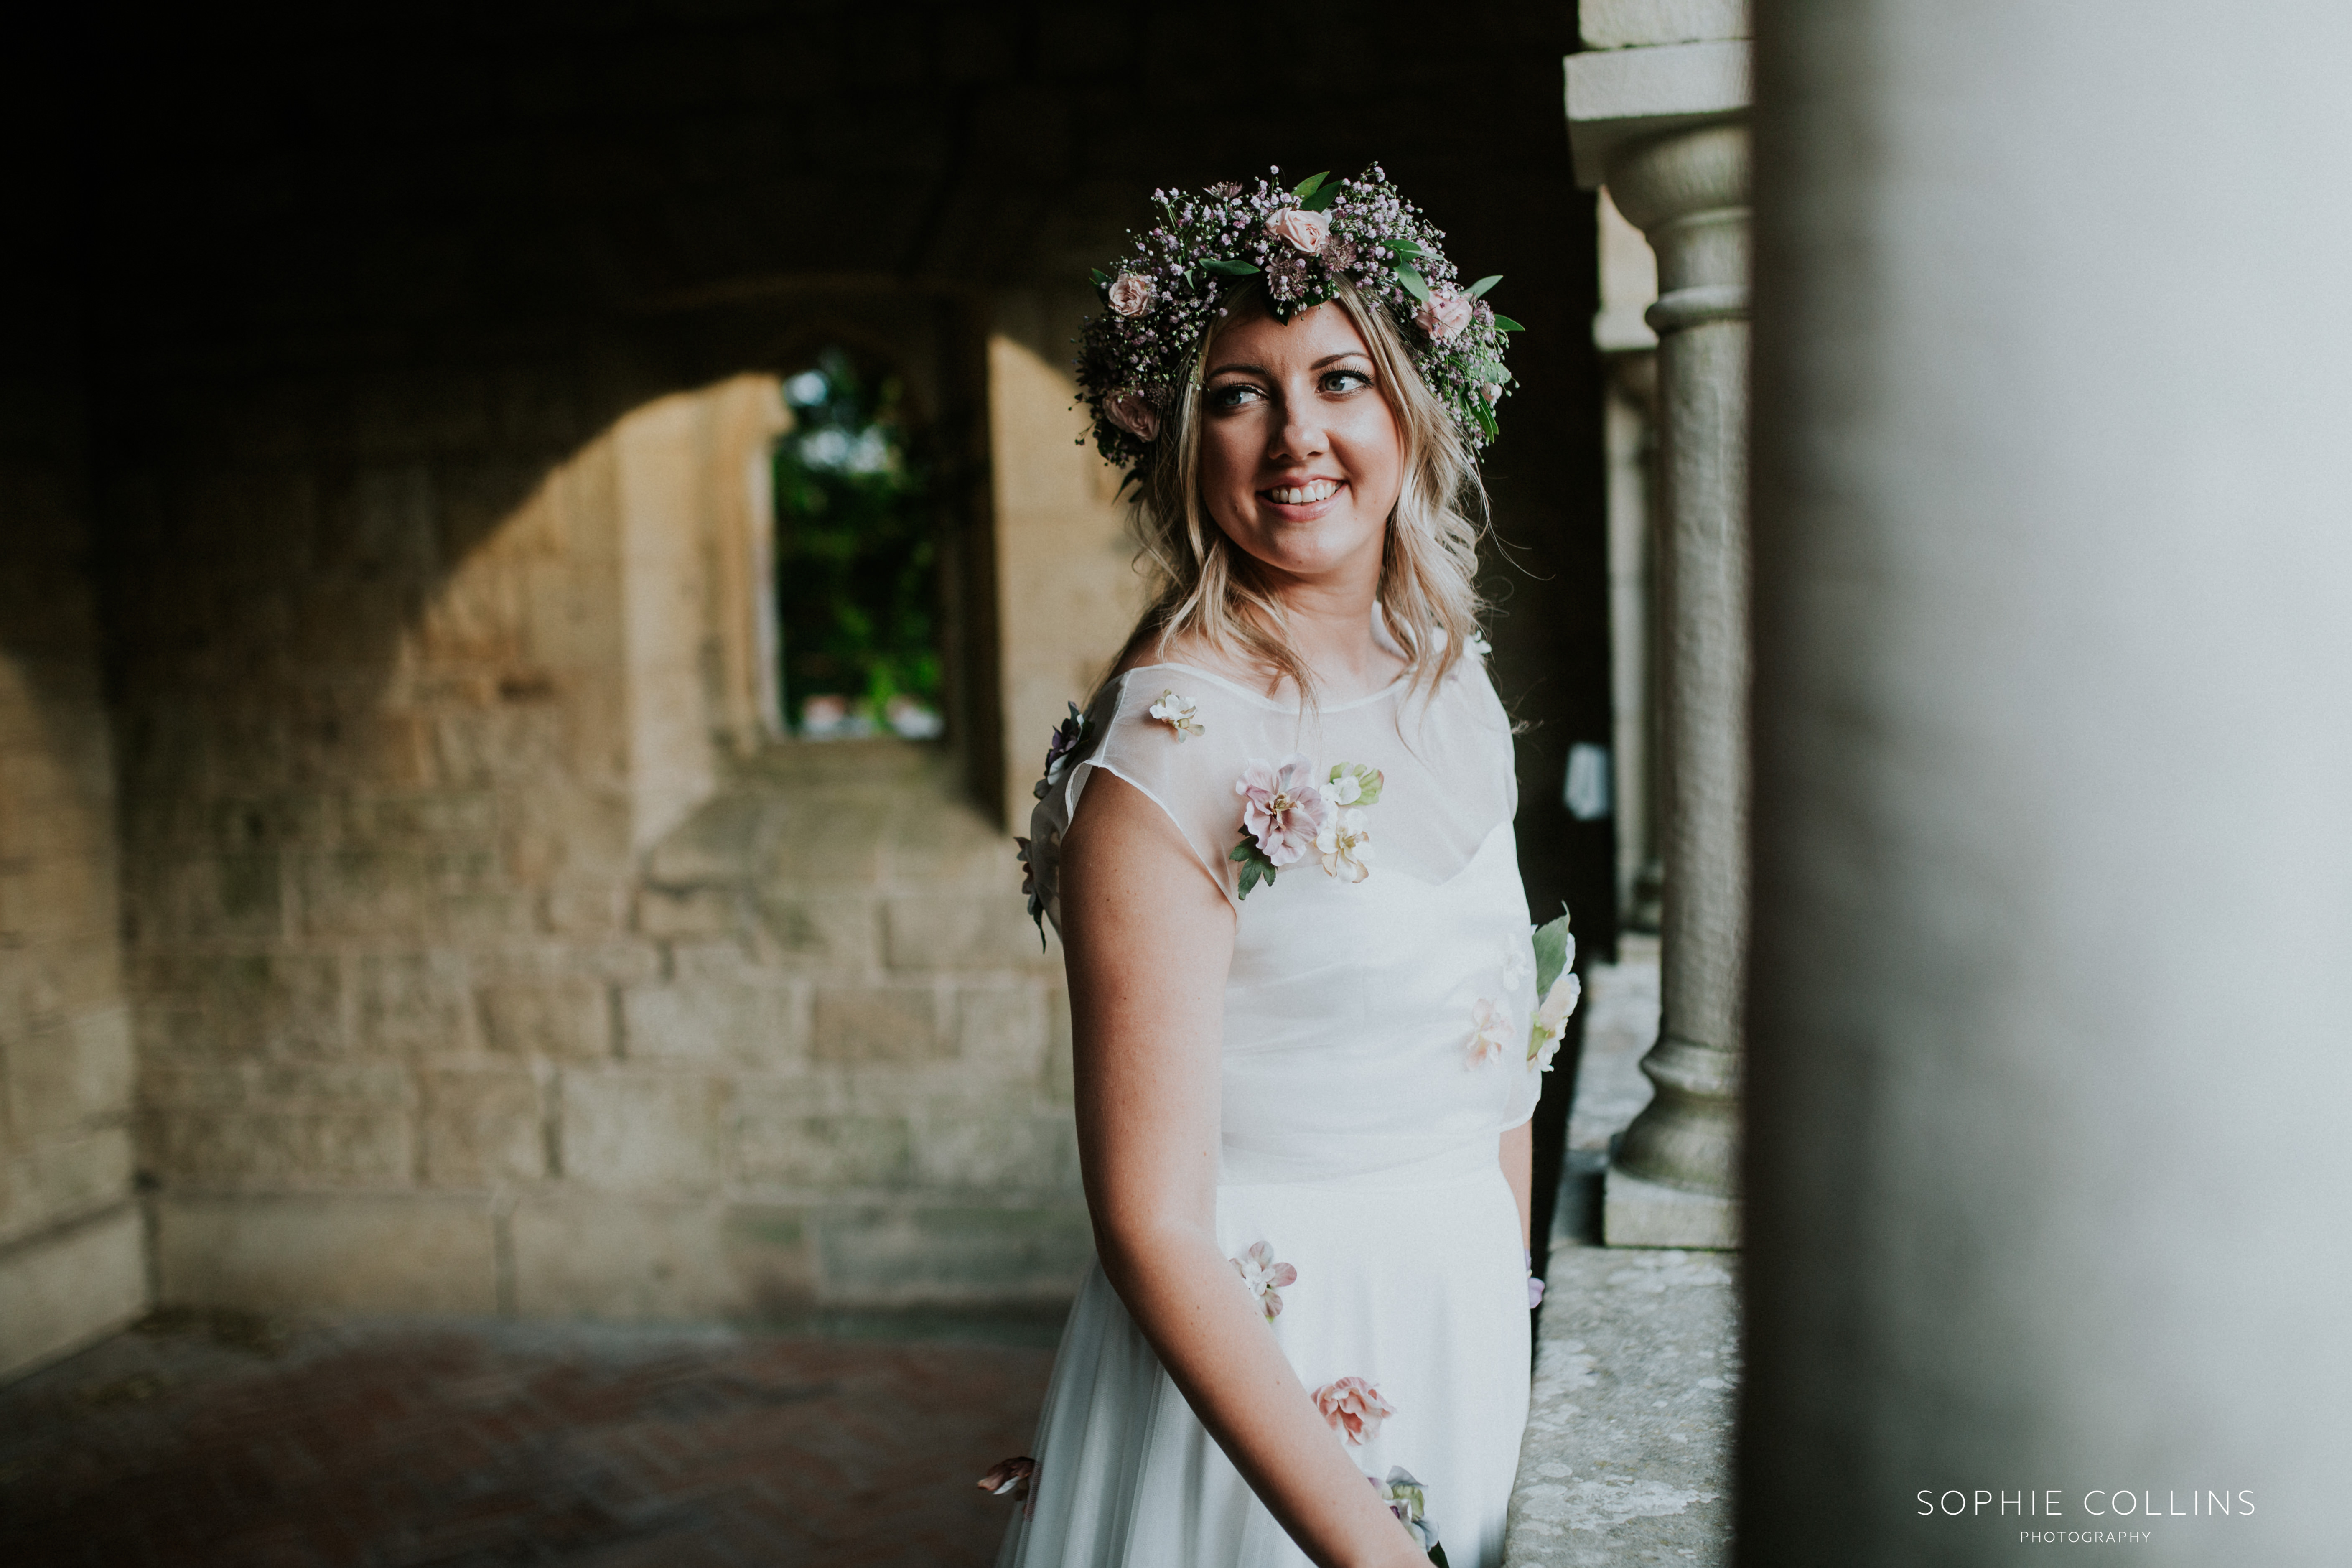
[1196,299,1405,591]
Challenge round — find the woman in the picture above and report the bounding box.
[994,168,1576,1568]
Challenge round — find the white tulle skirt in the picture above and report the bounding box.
[996,1146,1531,1568]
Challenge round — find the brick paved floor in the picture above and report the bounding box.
[0,1307,1060,1567]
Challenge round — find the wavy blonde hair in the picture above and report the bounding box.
[1109,277,1489,703]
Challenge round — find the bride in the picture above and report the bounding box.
[993,167,1578,1568]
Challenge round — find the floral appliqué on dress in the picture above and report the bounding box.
[1465,998,1512,1067]
[1148,689,1204,741]
[1313,1376,1395,1446]
[1231,1240,1298,1321]
[1230,756,1385,899]
[1032,703,1087,802]
[977,1455,1039,1520]
[1528,912,1581,1072]
[1371,1468,1448,1563]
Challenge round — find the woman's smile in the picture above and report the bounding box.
[1260,476,1347,514]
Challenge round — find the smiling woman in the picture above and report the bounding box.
[992,169,1560,1568]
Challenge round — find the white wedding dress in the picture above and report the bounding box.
[1000,644,1541,1568]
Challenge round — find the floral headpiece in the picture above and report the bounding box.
[1076,165,1523,471]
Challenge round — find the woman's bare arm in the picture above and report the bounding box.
[1059,771,1428,1568]
[1502,1120,1534,1250]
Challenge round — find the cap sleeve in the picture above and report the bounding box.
[1023,671,1257,936]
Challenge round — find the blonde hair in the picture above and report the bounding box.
[1110,277,1489,703]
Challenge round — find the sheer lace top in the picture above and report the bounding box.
[1026,650,1544,1184]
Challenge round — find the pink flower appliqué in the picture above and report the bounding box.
[1467,998,1511,1066]
[1232,1241,1298,1321]
[1236,754,1328,868]
[1413,290,1475,343]
[1313,1376,1395,1447]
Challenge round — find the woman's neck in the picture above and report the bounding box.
[1271,581,1404,700]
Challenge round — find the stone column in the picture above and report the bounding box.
[1567,5,1752,1247]
[1743,1,2352,1559]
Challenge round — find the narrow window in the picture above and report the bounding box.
[774,350,943,740]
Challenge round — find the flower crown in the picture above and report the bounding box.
[1076,165,1523,471]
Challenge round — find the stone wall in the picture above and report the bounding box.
[123,360,1089,1321]
[0,239,148,1376]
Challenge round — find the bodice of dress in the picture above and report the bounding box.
[1026,651,1545,1187]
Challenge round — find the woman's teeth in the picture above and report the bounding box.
[1268,480,1339,505]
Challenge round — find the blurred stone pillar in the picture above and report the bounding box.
[1743,1,2352,1559]
[1567,1,1752,1247]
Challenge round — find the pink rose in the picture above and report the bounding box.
[1103,388,1160,442]
[1265,207,1331,255]
[1313,1376,1395,1447]
[1413,291,1475,343]
[1108,272,1156,317]
[1235,753,1328,868]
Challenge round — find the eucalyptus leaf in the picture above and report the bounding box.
[1201,257,1262,277]
[1491,313,1527,333]
[1293,170,1329,199]
[1532,911,1575,997]
[1395,264,1434,303]
[1464,359,1510,382]
[1466,274,1503,298]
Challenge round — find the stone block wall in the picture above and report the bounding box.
[0,307,148,1379]
[119,354,1091,1325]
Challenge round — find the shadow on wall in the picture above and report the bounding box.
[109,292,1133,1326]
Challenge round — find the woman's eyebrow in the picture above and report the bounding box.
[1206,353,1372,378]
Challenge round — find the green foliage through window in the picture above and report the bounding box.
[774,350,942,739]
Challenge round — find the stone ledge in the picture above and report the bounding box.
[1603,1166,1741,1250]
[1504,1243,1736,1566]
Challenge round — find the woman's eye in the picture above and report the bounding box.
[1207,383,1264,410]
[1322,369,1372,394]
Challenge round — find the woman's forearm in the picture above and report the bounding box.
[1502,1120,1534,1250]
[1096,1219,1425,1568]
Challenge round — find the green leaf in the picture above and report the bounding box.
[1201,257,1262,277]
[1466,274,1503,298]
[1379,236,1427,259]
[1328,762,1384,806]
[1293,170,1329,199]
[1532,910,1575,997]
[1090,267,1112,287]
[1230,834,1279,901]
[1491,313,1527,333]
[1474,399,1499,438]
[1300,180,1342,212]
[1395,264,1434,303]
[1463,359,1510,383]
[1428,1545,1451,1568]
